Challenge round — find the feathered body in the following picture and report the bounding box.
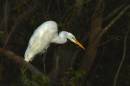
[25,21,58,62]
[24,20,85,62]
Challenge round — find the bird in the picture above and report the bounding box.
[24,20,85,62]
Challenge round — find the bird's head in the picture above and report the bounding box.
[65,32,85,50]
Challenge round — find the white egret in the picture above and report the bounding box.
[24,20,85,62]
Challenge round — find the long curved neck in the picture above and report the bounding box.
[51,31,67,44]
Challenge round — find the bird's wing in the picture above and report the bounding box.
[24,32,42,62]
[28,27,57,51]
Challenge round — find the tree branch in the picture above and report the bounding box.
[81,0,103,72]
[113,19,129,86]
[0,48,43,75]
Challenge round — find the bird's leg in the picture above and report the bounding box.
[21,62,28,76]
[42,51,47,73]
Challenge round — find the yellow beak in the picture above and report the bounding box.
[73,40,85,50]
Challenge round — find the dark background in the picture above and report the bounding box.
[0,0,130,86]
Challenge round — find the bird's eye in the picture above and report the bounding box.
[72,36,75,40]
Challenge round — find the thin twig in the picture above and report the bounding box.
[46,0,52,15]
[70,50,80,68]
[104,4,125,21]
[113,30,129,86]
[3,0,9,33]
[0,0,9,32]
[3,2,37,48]
[98,36,121,47]
[97,5,130,42]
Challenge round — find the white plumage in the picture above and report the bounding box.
[24,20,85,62]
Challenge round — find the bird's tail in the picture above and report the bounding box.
[24,49,34,62]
